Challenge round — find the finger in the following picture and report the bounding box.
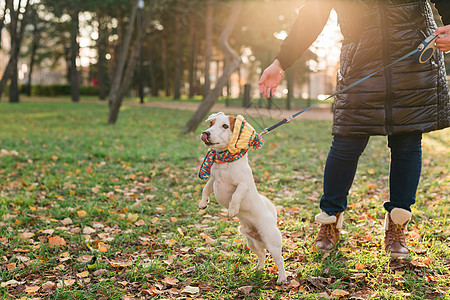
[271,87,277,97]
[258,84,266,95]
[258,72,268,85]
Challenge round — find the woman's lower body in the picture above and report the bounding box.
[312,132,422,258]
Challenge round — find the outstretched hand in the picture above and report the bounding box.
[434,25,450,52]
[258,59,285,98]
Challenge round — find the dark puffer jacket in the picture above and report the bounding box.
[276,0,450,136]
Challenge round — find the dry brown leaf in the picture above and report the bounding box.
[98,242,110,252]
[331,289,350,297]
[42,281,55,289]
[237,285,253,294]
[163,277,179,286]
[77,210,87,218]
[57,279,75,288]
[42,229,55,235]
[76,271,89,278]
[48,236,66,248]
[135,219,146,226]
[61,218,73,225]
[20,232,35,240]
[110,259,132,268]
[355,262,365,270]
[83,226,96,235]
[24,285,40,294]
[77,254,94,263]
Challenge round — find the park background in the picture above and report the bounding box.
[0,0,449,299]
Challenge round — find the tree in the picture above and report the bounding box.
[108,1,153,124]
[182,0,242,133]
[0,0,30,102]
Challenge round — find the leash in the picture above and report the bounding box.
[260,34,442,136]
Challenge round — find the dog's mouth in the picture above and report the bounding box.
[201,132,218,146]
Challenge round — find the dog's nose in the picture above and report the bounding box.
[201,131,210,143]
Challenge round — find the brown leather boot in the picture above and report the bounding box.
[384,208,412,259]
[312,211,344,251]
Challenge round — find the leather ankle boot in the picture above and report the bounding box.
[384,208,411,259]
[312,211,344,251]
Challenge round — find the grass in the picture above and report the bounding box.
[0,101,449,299]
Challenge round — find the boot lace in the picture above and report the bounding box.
[317,223,336,242]
[386,223,406,246]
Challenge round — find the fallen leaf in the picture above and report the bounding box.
[76,271,89,278]
[127,213,139,223]
[163,277,179,286]
[61,217,73,225]
[181,286,199,294]
[83,226,96,235]
[135,219,146,226]
[42,281,55,289]
[237,285,253,294]
[98,242,110,252]
[110,259,132,268]
[1,279,25,288]
[77,254,94,263]
[20,232,35,240]
[93,269,108,277]
[24,285,40,294]
[48,236,66,248]
[355,262,365,270]
[42,229,55,235]
[57,279,75,288]
[331,289,350,297]
[285,279,300,289]
[77,210,87,218]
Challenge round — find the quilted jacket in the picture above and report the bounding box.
[276,0,450,136]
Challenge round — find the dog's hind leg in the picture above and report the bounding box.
[239,225,266,269]
[261,228,287,285]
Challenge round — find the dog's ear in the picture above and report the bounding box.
[228,116,236,133]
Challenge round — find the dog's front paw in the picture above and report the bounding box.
[199,199,209,210]
[276,276,288,285]
[228,206,239,218]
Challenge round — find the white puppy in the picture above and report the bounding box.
[198,112,287,285]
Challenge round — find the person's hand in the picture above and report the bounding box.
[258,59,285,98]
[434,25,450,52]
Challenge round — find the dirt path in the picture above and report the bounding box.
[130,100,333,121]
[19,97,333,120]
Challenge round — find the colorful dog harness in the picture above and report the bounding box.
[199,116,264,180]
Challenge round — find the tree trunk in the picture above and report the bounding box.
[0,2,8,49]
[97,10,107,100]
[161,36,169,97]
[69,8,80,102]
[203,0,213,98]
[27,24,39,96]
[108,4,151,124]
[188,15,196,99]
[108,3,138,109]
[173,8,182,100]
[0,0,29,101]
[182,1,242,134]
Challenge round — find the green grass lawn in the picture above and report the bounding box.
[0,101,449,299]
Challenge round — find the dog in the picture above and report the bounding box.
[198,112,287,285]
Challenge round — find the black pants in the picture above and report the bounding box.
[320,133,422,215]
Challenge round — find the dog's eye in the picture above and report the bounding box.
[209,122,213,127]
[222,124,229,129]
